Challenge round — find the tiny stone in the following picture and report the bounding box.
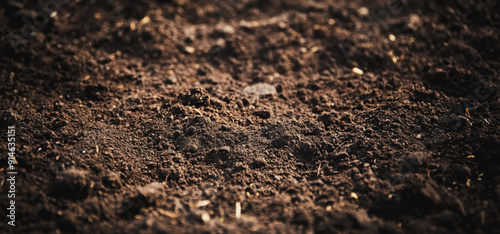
[201,212,210,223]
[358,7,369,16]
[216,23,235,34]
[219,146,231,153]
[185,46,195,54]
[243,83,277,96]
[139,16,150,25]
[389,34,396,41]
[352,67,364,75]
[215,38,226,47]
[165,75,177,84]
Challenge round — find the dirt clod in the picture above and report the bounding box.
[54,168,93,199]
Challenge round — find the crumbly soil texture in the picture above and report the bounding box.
[1,0,500,233]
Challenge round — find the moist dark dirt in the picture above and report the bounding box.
[1,0,499,233]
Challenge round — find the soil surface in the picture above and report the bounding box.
[1,0,500,233]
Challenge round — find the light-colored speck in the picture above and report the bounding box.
[185,46,195,54]
[235,202,241,218]
[359,7,369,16]
[201,212,210,223]
[352,67,364,75]
[195,200,211,208]
[243,83,277,96]
[130,22,137,31]
[140,16,150,25]
[389,34,396,41]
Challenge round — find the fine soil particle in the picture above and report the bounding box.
[1,0,499,233]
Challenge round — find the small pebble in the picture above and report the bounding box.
[215,38,225,47]
[219,146,231,153]
[139,16,150,25]
[358,7,369,16]
[243,83,277,96]
[165,75,177,84]
[389,34,396,41]
[201,212,210,223]
[216,23,235,34]
[185,46,195,54]
[352,67,364,75]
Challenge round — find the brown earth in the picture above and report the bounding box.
[1,0,499,233]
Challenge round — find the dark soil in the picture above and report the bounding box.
[1,0,500,233]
